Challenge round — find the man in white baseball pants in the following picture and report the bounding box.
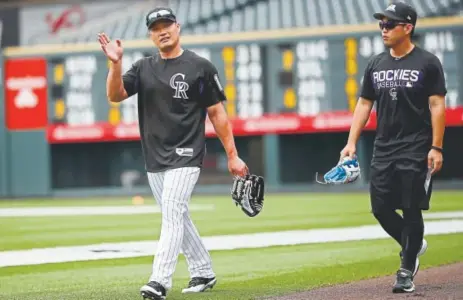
[146,168,215,291]
[99,6,248,300]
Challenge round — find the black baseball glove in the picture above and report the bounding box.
[231,174,265,217]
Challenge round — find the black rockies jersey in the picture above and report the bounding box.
[360,46,447,161]
[122,49,226,172]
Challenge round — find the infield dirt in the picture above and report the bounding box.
[265,262,463,300]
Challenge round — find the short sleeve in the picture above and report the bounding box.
[122,60,141,97]
[200,60,226,107]
[425,55,447,97]
[359,57,376,101]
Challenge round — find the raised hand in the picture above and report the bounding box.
[97,32,123,63]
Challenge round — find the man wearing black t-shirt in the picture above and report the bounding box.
[340,2,446,294]
[98,7,248,300]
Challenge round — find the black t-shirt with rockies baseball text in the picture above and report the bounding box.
[122,49,226,172]
[360,46,447,161]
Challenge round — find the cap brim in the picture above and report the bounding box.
[147,16,176,28]
[373,11,405,22]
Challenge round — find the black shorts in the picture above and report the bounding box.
[369,158,433,213]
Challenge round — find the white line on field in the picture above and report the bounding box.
[1,219,462,268]
[422,211,463,220]
[0,207,463,220]
[0,206,462,219]
[0,204,215,217]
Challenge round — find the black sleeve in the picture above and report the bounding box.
[200,60,226,107]
[122,59,141,97]
[426,55,447,97]
[359,57,376,101]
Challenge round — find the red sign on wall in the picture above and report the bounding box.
[5,57,48,130]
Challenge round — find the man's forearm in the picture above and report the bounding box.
[430,102,446,148]
[107,61,126,103]
[347,98,373,146]
[209,113,238,159]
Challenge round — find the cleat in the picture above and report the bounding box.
[392,268,415,293]
[140,281,166,300]
[182,277,217,293]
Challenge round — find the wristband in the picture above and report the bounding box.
[431,146,443,153]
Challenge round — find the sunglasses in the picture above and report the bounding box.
[378,20,409,30]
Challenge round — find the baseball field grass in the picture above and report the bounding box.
[1,191,462,300]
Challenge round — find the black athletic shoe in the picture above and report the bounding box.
[392,268,415,293]
[181,277,217,293]
[140,281,166,300]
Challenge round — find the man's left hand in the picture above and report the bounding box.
[428,149,443,175]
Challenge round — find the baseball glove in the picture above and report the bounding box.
[231,174,265,217]
[315,156,361,185]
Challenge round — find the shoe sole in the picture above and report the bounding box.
[140,291,165,300]
[140,286,166,300]
[182,278,217,293]
[392,282,415,294]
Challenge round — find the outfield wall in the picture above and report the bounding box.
[1,17,463,198]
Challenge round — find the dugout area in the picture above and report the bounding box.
[47,127,463,194]
[279,127,463,183]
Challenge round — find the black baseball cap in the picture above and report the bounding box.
[373,1,417,25]
[146,7,176,29]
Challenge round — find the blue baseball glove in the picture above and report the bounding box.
[315,156,361,185]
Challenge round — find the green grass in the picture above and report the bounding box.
[1,233,462,300]
[1,191,462,208]
[1,191,463,251]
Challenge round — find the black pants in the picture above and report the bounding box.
[370,158,433,213]
[369,158,432,272]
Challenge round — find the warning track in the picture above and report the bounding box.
[264,262,463,300]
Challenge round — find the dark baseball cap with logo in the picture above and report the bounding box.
[373,1,417,25]
[146,7,177,29]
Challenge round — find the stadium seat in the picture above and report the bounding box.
[34,0,463,45]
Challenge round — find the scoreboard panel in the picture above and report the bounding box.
[4,20,462,144]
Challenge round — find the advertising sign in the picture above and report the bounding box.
[5,58,48,130]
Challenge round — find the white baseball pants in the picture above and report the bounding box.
[146,167,215,290]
